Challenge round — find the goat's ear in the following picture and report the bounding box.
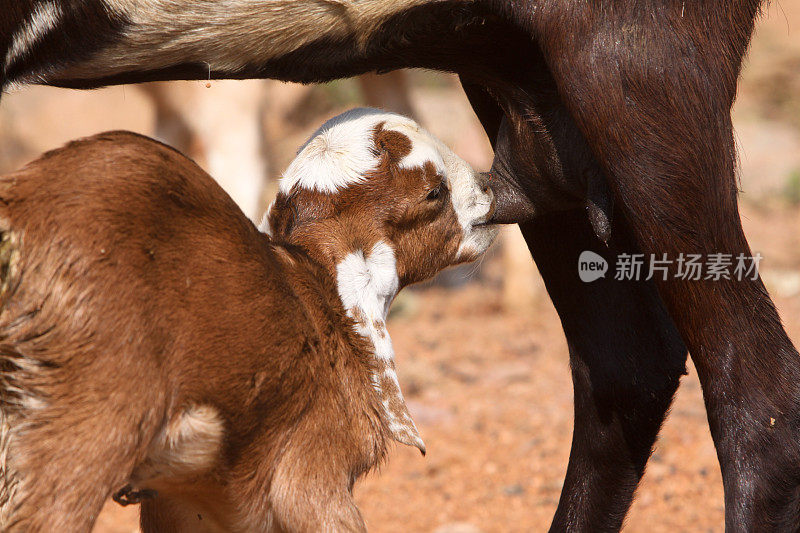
[266,194,296,240]
[373,124,412,166]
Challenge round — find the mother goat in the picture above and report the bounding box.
[1,1,792,530]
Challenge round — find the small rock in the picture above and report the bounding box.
[503,484,526,496]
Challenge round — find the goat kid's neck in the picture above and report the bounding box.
[336,241,425,454]
[288,235,425,455]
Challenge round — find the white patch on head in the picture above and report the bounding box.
[4,1,62,72]
[394,127,446,176]
[279,107,452,197]
[279,109,383,194]
[399,143,445,175]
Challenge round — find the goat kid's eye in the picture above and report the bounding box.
[426,182,446,201]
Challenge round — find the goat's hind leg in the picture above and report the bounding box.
[2,372,158,532]
[6,416,146,531]
[536,4,800,528]
[521,210,687,531]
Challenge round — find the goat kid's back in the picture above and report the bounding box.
[0,131,385,532]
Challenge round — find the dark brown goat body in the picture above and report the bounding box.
[0,132,386,532]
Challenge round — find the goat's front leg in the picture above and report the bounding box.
[534,4,800,529]
[140,495,220,533]
[521,210,687,531]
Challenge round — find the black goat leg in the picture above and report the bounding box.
[522,210,687,531]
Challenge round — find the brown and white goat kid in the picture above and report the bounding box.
[0,108,497,532]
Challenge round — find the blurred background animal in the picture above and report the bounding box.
[135,72,416,221]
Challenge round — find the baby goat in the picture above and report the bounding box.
[0,108,497,532]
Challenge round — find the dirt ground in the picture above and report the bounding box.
[1,2,800,532]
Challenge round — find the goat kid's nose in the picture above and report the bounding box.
[477,172,492,194]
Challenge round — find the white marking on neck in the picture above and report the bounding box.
[337,241,398,319]
[335,241,425,452]
[4,1,62,72]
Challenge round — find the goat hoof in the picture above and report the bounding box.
[112,484,158,506]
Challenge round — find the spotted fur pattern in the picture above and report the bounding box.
[266,108,497,453]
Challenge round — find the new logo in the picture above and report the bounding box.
[578,250,608,282]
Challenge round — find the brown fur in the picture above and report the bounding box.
[0,129,485,532]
